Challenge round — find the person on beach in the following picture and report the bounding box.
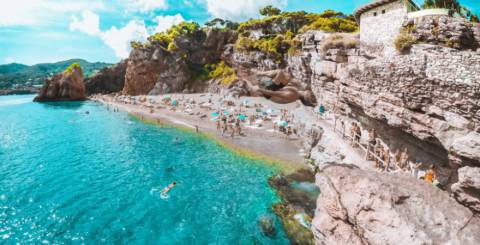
[221,123,228,136]
[195,125,199,133]
[394,149,402,170]
[235,119,241,136]
[216,120,221,132]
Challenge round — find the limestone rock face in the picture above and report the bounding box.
[452,166,480,213]
[85,60,127,95]
[305,25,480,211]
[34,66,85,102]
[313,165,480,245]
[122,29,236,96]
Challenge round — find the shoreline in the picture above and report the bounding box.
[91,94,308,173]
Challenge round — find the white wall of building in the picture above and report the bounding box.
[360,0,408,56]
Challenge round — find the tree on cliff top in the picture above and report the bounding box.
[260,5,282,16]
[63,63,83,76]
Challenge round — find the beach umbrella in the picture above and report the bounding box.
[277,121,288,127]
[171,100,178,106]
[211,112,220,117]
[162,96,171,101]
[238,114,247,120]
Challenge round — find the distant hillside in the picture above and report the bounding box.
[0,59,112,89]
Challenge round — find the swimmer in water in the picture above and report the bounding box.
[160,181,177,195]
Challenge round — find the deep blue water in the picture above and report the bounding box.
[0,95,288,244]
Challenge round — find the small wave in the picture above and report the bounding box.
[0,98,31,107]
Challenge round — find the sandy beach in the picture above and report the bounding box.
[91,93,308,172]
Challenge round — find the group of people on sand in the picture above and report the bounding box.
[217,113,243,139]
[348,123,441,188]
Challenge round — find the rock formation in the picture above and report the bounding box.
[34,64,86,102]
[312,164,480,245]
[85,60,127,95]
[123,29,237,95]
[302,16,480,213]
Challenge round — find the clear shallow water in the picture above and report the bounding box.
[0,95,289,244]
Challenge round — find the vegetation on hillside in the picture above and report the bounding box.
[131,21,203,51]
[207,61,238,85]
[63,63,82,75]
[0,59,111,90]
[235,9,357,61]
[320,34,359,52]
[394,26,417,53]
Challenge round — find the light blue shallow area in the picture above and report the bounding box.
[0,95,288,244]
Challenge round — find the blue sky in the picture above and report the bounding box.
[0,0,478,65]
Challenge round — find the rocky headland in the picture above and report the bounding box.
[34,63,86,102]
[79,4,480,244]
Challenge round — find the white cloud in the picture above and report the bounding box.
[0,0,105,26]
[69,10,101,36]
[101,20,149,58]
[4,57,15,64]
[205,0,287,21]
[69,10,186,59]
[127,0,168,12]
[154,14,185,33]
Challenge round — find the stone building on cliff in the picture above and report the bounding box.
[355,0,419,55]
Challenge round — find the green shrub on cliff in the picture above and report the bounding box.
[63,63,82,75]
[130,41,143,50]
[146,21,201,50]
[299,17,358,33]
[320,34,359,52]
[207,61,237,85]
[394,27,417,53]
[260,5,282,16]
[235,32,302,59]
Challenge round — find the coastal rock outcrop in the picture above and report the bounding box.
[304,24,480,212]
[312,164,480,245]
[123,29,237,95]
[34,64,86,102]
[85,60,127,95]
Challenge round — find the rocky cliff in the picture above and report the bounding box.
[85,60,127,95]
[301,16,480,214]
[86,12,480,244]
[312,164,480,245]
[34,64,86,102]
[123,29,237,95]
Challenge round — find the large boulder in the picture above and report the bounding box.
[85,60,127,95]
[34,64,86,102]
[452,166,480,213]
[312,164,480,245]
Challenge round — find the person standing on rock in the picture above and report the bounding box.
[383,150,391,172]
[394,149,402,170]
[400,148,409,171]
[367,129,377,160]
[410,161,422,179]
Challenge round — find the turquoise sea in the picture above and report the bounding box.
[0,95,289,244]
